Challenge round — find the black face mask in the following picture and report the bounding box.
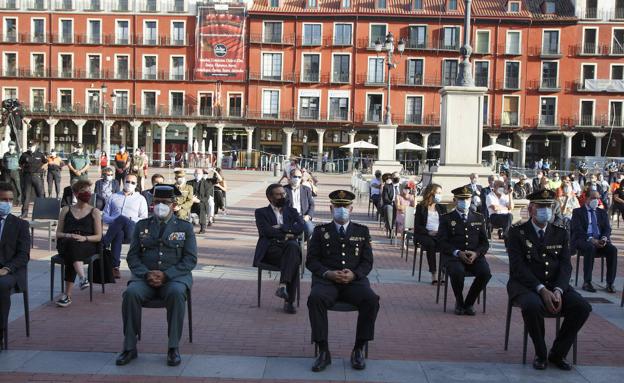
[274,198,286,208]
[392,177,400,183]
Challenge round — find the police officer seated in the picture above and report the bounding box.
[506,189,592,371]
[306,190,380,372]
[437,186,491,316]
[253,184,303,314]
[116,185,198,367]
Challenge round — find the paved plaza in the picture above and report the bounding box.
[1,171,624,383]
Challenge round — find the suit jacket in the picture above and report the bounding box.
[306,221,373,281]
[480,186,492,216]
[0,214,31,291]
[465,183,482,212]
[570,206,611,249]
[437,209,489,258]
[382,183,399,206]
[94,179,120,200]
[284,184,315,218]
[506,220,571,300]
[253,205,304,267]
[414,203,447,235]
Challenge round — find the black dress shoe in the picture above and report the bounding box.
[454,303,464,316]
[606,284,616,293]
[548,354,572,371]
[283,302,296,314]
[532,356,547,370]
[275,286,289,301]
[350,348,366,370]
[312,350,331,372]
[116,349,138,366]
[463,305,476,316]
[167,348,181,366]
[582,282,596,293]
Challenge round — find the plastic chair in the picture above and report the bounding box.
[29,198,61,251]
[2,270,30,350]
[50,248,105,302]
[573,248,605,286]
[436,263,486,313]
[257,262,300,308]
[138,288,193,343]
[400,206,416,260]
[313,301,369,357]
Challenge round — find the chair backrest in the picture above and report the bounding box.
[359,180,369,196]
[32,198,62,220]
[404,206,416,230]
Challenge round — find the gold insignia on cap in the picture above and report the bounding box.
[542,190,549,198]
[462,186,470,194]
[338,190,346,199]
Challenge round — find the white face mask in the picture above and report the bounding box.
[30,146,37,152]
[51,152,56,157]
[194,174,201,181]
[497,187,506,195]
[154,203,171,219]
[176,177,186,185]
[105,175,114,182]
[76,149,83,155]
[290,177,302,187]
[203,174,210,180]
[124,182,136,193]
[120,148,125,154]
[8,145,15,153]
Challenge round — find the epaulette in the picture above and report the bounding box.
[552,221,567,230]
[441,210,455,217]
[472,211,483,216]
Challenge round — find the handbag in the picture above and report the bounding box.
[91,248,116,284]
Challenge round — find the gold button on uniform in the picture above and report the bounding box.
[342,252,345,256]
[342,244,346,248]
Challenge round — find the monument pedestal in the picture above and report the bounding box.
[372,123,402,175]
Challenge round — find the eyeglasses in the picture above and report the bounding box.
[125,181,137,185]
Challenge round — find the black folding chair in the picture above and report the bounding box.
[50,247,105,302]
[138,288,193,343]
[313,301,369,357]
[29,198,61,251]
[573,248,605,287]
[2,270,30,350]
[257,262,300,308]
[436,263,486,313]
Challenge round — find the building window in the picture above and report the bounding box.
[406,96,423,124]
[262,90,279,118]
[88,20,101,44]
[543,0,556,14]
[306,0,318,8]
[60,54,72,77]
[369,24,387,47]
[117,0,130,11]
[170,92,184,115]
[87,90,101,114]
[580,100,594,126]
[302,54,320,82]
[483,95,489,125]
[408,25,427,48]
[584,0,598,18]
[610,101,623,127]
[447,0,457,10]
[143,55,157,80]
[612,65,624,80]
[143,91,156,115]
[116,55,129,79]
[143,21,157,45]
[442,59,458,86]
[583,28,597,54]
[172,0,184,12]
[31,89,45,111]
[541,61,558,88]
[613,29,624,54]
[367,94,383,122]
[506,31,521,54]
[87,0,100,10]
[115,90,128,114]
[3,53,16,76]
[368,57,385,83]
[502,96,519,125]
[60,0,73,10]
[32,19,45,43]
[172,22,185,45]
[505,61,520,89]
[413,0,423,10]
[341,0,351,8]
[329,97,349,120]
[3,88,16,100]
[303,24,321,46]
[199,93,213,116]
[229,94,242,117]
[616,0,624,19]
[59,89,73,112]
[116,20,129,44]
[299,96,320,120]
[474,61,489,87]
[406,59,424,85]
[540,97,557,126]
[581,64,596,87]
[88,55,101,79]
[475,30,490,54]
[264,22,282,43]
[145,0,157,12]
[269,0,279,7]
[60,19,73,43]
[332,54,350,83]
[31,53,45,77]
[441,27,460,50]
[171,56,185,80]
[4,18,17,42]
[377,0,387,9]
[542,30,559,55]
[508,1,521,12]
[262,53,282,80]
[334,23,352,45]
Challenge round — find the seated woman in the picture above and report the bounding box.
[413,183,446,284]
[558,175,580,223]
[54,179,102,307]
[395,183,415,234]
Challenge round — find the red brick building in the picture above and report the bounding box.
[0,0,623,170]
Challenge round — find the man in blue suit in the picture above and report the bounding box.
[284,168,315,238]
[254,183,304,314]
[570,189,618,293]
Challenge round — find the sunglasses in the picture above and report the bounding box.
[125,181,137,185]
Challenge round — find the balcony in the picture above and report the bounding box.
[248,72,295,83]
[298,73,328,84]
[574,43,609,56]
[246,109,295,121]
[538,115,557,128]
[530,46,562,58]
[298,110,320,120]
[614,8,624,19]
[395,76,442,88]
[3,67,17,77]
[84,1,102,11]
[496,44,522,56]
[575,79,624,92]
[613,44,624,55]
[527,79,560,92]
[166,1,186,13]
[357,74,386,86]
[577,115,596,127]
[583,7,599,19]
[497,79,520,91]
[325,37,352,47]
[249,34,295,46]
[54,0,75,11]
[1,32,18,43]
[113,0,130,11]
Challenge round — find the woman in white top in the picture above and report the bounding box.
[412,183,447,284]
[558,175,580,221]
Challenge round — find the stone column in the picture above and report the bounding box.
[21,119,29,151]
[157,122,167,166]
[74,119,87,145]
[245,126,255,168]
[516,133,531,169]
[103,120,113,164]
[562,132,576,171]
[592,132,607,157]
[347,130,356,171]
[131,121,142,151]
[48,119,58,151]
[315,129,325,172]
[421,132,431,172]
[216,123,224,168]
[185,122,195,152]
[283,128,295,158]
[487,133,499,168]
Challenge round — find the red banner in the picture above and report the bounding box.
[195,4,246,81]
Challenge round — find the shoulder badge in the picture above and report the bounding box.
[451,220,456,227]
[324,232,330,239]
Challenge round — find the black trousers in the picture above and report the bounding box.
[198,200,209,226]
[262,240,301,304]
[489,213,513,237]
[576,241,618,285]
[21,173,44,216]
[0,274,17,333]
[445,255,491,307]
[308,277,380,344]
[47,170,61,198]
[2,170,20,205]
[515,289,591,359]
[413,233,438,273]
[383,203,396,232]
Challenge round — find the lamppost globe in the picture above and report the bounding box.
[232,133,238,141]
[302,135,308,144]
[374,38,382,52]
[397,38,405,54]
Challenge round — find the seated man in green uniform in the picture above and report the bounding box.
[116,185,197,367]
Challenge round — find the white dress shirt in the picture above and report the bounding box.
[291,187,302,215]
[334,220,350,234]
[271,205,284,225]
[486,192,510,215]
[102,191,148,224]
[425,210,439,232]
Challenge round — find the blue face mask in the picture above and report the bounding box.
[0,201,11,216]
[433,194,442,204]
[456,199,470,212]
[333,207,350,223]
[535,207,552,224]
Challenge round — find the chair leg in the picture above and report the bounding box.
[257,267,262,308]
[483,287,487,313]
[435,266,442,304]
[405,240,410,262]
[575,253,580,287]
[417,247,424,281]
[411,246,418,277]
[400,234,405,259]
[187,290,193,343]
[600,256,604,283]
[60,265,65,294]
[50,260,55,302]
[522,324,528,364]
[443,270,449,312]
[296,276,300,308]
[88,261,94,302]
[504,300,512,351]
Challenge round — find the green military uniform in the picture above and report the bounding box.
[122,215,197,351]
[68,152,90,182]
[131,154,145,192]
[174,170,194,221]
[1,150,21,204]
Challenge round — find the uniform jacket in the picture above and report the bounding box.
[126,215,197,289]
[174,183,195,220]
[18,150,46,174]
[284,184,315,218]
[1,152,19,172]
[413,203,447,235]
[437,209,489,258]
[306,221,373,281]
[506,220,571,300]
[0,214,31,291]
[382,183,400,206]
[253,205,304,267]
[570,206,611,249]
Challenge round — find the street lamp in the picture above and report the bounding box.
[581,135,587,148]
[544,137,550,147]
[374,32,405,125]
[456,0,476,87]
[302,135,308,144]
[506,137,512,146]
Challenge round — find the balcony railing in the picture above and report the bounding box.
[394,76,442,88]
[584,7,598,19]
[574,42,610,56]
[530,46,562,58]
[249,33,295,45]
[248,72,296,83]
[496,44,522,56]
[539,115,556,127]
[578,115,595,126]
[615,7,624,19]
[54,0,75,11]
[613,44,624,55]
[499,78,520,90]
[298,110,320,120]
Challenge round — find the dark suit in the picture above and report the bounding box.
[94,179,120,211]
[284,184,315,238]
[570,206,618,285]
[306,221,379,344]
[0,214,30,336]
[413,203,447,273]
[437,210,491,307]
[507,220,591,359]
[382,183,400,232]
[188,178,212,228]
[254,205,303,304]
[465,183,482,212]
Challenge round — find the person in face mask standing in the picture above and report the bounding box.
[506,189,591,371]
[46,148,64,199]
[130,149,145,192]
[437,186,491,316]
[116,184,197,367]
[114,146,130,184]
[67,143,90,184]
[173,169,194,221]
[187,169,210,233]
[18,140,47,218]
[306,189,378,372]
[284,168,315,239]
[381,171,402,238]
[1,141,21,206]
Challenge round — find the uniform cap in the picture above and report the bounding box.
[526,189,555,205]
[8,141,15,145]
[153,184,182,199]
[174,169,186,177]
[451,186,473,198]
[329,189,355,207]
[28,140,37,146]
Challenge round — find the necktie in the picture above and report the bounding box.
[462,213,467,222]
[538,229,544,242]
[339,226,346,238]
[590,209,600,239]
